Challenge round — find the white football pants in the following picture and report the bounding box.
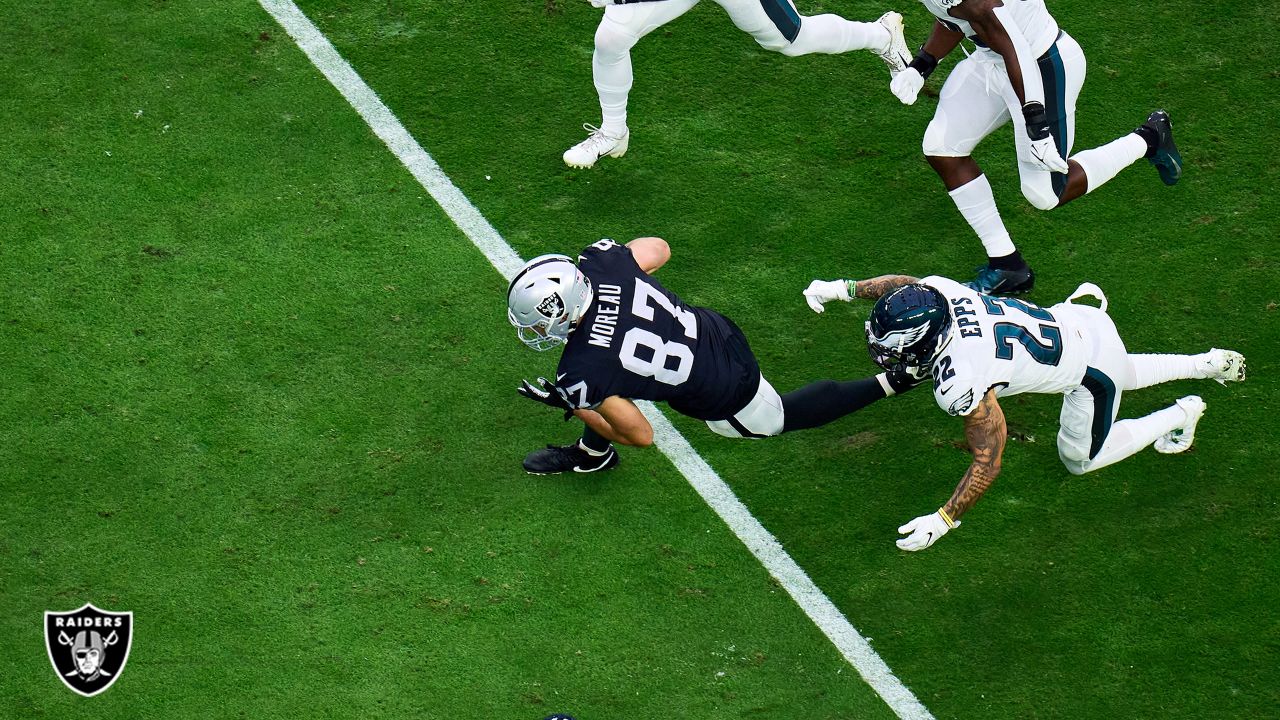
[1054,301,1215,475]
[706,373,785,439]
[924,32,1086,210]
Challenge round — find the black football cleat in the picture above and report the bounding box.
[1143,110,1182,186]
[967,264,1036,296]
[523,443,619,475]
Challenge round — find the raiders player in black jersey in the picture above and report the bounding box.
[507,237,920,474]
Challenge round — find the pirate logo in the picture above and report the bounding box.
[44,603,133,696]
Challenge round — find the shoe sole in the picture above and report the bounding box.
[876,12,910,75]
[1146,111,1182,186]
[1209,351,1246,385]
[1155,397,1205,454]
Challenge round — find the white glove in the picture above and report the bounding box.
[896,510,959,552]
[1028,135,1069,173]
[890,67,924,105]
[803,279,851,313]
[589,0,609,7]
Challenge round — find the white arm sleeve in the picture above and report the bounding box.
[990,4,1044,106]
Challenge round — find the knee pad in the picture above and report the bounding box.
[922,115,951,157]
[1057,436,1091,474]
[594,18,639,58]
[1060,457,1089,476]
[1021,178,1061,211]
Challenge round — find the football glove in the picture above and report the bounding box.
[803,279,852,313]
[518,377,575,421]
[896,509,959,552]
[1023,102,1069,173]
[890,67,925,105]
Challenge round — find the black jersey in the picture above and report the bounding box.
[555,239,761,421]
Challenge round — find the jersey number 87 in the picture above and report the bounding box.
[619,279,699,386]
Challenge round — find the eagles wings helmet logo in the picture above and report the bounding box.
[45,603,133,697]
[871,323,932,352]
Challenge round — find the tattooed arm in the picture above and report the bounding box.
[802,274,919,313]
[851,275,919,300]
[943,388,1008,521]
[896,388,1007,551]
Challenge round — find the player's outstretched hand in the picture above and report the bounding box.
[896,510,959,551]
[518,377,574,421]
[890,67,924,105]
[803,279,851,313]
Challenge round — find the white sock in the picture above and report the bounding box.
[787,16,887,55]
[948,174,1016,258]
[1126,353,1206,391]
[592,28,634,136]
[1081,403,1188,472]
[1071,133,1147,194]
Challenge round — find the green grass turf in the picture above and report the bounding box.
[2,0,1278,719]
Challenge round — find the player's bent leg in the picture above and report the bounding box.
[1062,403,1192,474]
[706,375,786,439]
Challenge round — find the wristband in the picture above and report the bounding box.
[844,280,856,301]
[907,49,939,80]
[1022,101,1052,142]
[938,507,957,528]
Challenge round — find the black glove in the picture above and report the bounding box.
[517,377,575,421]
[1022,101,1052,141]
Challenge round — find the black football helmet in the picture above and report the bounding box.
[865,284,952,375]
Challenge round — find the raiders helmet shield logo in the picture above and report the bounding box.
[45,603,133,697]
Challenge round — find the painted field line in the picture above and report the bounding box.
[257,2,933,718]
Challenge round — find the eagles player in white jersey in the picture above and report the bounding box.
[803,275,1246,551]
[562,0,913,169]
[890,0,1183,294]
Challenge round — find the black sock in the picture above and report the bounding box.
[988,249,1027,272]
[579,427,612,454]
[1134,124,1159,158]
[780,378,887,434]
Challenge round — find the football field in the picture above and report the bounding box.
[2,1,1277,718]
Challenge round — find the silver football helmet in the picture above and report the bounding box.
[507,254,594,351]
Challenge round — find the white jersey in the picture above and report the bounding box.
[918,0,1059,57]
[922,276,1090,416]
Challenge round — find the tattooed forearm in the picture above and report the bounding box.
[942,390,1007,521]
[853,275,920,299]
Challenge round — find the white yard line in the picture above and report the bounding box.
[257,2,934,718]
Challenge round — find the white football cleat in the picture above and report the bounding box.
[875,11,910,77]
[563,124,629,169]
[1154,395,1206,454]
[1199,348,1246,385]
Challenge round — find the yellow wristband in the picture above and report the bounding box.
[937,507,956,528]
